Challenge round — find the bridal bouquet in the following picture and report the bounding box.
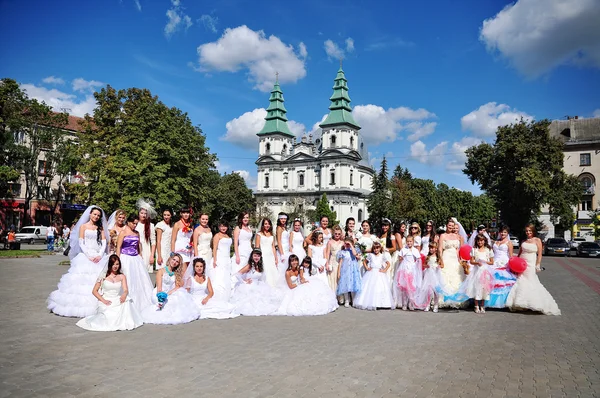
[157,292,168,310]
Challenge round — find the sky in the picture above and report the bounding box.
[1,0,599,193]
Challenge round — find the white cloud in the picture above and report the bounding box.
[353,104,437,145]
[42,76,65,85]
[134,0,141,11]
[72,78,104,92]
[410,140,448,166]
[197,25,307,92]
[324,39,348,60]
[366,37,415,51]
[199,14,218,33]
[164,0,193,38]
[345,38,355,53]
[222,108,305,149]
[480,0,600,77]
[20,83,96,117]
[446,137,484,171]
[593,109,600,118]
[461,102,533,137]
[233,170,257,190]
[298,42,308,59]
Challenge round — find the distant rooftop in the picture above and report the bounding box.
[549,117,600,143]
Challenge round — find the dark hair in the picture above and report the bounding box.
[499,225,510,233]
[192,257,206,278]
[237,212,249,228]
[90,207,104,245]
[361,219,371,231]
[105,254,122,277]
[423,220,436,242]
[259,218,273,234]
[380,219,393,249]
[248,248,264,273]
[311,230,323,245]
[277,212,288,228]
[287,254,299,271]
[218,219,230,236]
[320,215,329,223]
[126,214,139,224]
[180,207,191,214]
[138,208,151,243]
[161,209,173,227]
[301,256,313,276]
[475,233,491,250]
[344,217,355,237]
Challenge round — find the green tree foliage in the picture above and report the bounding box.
[210,172,255,226]
[315,193,338,226]
[464,119,581,234]
[75,85,221,216]
[368,156,393,231]
[368,159,496,230]
[0,78,68,224]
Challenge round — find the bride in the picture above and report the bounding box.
[438,218,465,307]
[76,254,143,331]
[47,205,110,317]
[506,224,560,315]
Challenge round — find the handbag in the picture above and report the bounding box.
[63,242,71,256]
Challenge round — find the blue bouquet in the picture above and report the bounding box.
[157,292,168,310]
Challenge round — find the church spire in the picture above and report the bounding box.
[319,65,360,130]
[257,79,294,137]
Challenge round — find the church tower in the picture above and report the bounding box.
[256,78,295,160]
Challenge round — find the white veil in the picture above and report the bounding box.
[451,217,469,244]
[69,205,110,260]
[107,210,117,230]
[136,198,157,220]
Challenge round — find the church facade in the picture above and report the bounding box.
[254,66,375,225]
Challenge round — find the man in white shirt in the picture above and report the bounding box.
[47,224,57,251]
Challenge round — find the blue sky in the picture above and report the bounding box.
[1,0,599,193]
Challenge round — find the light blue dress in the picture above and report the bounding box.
[336,248,362,295]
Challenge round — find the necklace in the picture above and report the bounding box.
[165,266,174,277]
[181,218,191,233]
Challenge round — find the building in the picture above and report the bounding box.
[541,116,600,240]
[1,115,85,230]
[254,66,375,225]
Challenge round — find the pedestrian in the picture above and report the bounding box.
[47,223,57,251]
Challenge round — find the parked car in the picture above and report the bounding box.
[544,238,570,256]
[15,226,48,244]
[570,238,587,250]
[509,235,520,250]
[576,242,600,257]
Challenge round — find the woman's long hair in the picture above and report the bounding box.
[139,208,151,243]
[380,219,393,249]
[237,211,249,228]
[168,253,185,287]
[91,207,104,245]
[105,254,122,277]
[248,249,263,273]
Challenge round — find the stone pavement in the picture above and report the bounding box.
[0,254,598,398]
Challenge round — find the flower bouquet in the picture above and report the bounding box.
[157,292,168,310]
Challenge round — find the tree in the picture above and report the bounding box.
[389,164,421,223]
[75,85,218,215]
[0,78,68,225]
[368,157,393,231]
[43,137,80,220]
[315,193,338,226]
[464,119,580,235]
[210,172,255,227]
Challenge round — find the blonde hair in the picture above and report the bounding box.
[168,253,185,287]
[426,241,440,266]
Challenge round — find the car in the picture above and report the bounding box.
[576,242,600,257]
[15,226,48,244]
[570,238,587,250]
[544,238,570,256]
[509,235,520,250]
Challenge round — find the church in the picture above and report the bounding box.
[254,66,375,225]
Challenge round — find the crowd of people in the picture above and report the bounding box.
[46,202,561,332]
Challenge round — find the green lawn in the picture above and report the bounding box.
[0,250,52,258]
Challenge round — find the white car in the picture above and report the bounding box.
[570,238,586,249]
[15,226,49,244]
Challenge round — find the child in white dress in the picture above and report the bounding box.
[307,231,328,284]
[394,235,422,311]
[353,242,393,310]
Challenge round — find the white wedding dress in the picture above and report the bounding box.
[230,268,282,316]
[196,231,213,265]
[47,229,109,317]
[155,221,172,269]
[212,237,233,301]
[188,277,238,319]
[173,227,193,263]
[76,279,143,331]
[142,272,200,324]
[353,253,394,310]
[119,235,154,313]
[232,228,253,273]
[506,242,561,315]
[260,234,279,287]
[275,272,338,316]
[439,238,465,307]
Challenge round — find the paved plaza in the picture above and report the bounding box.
[0,254,599,398]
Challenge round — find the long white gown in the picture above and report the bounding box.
[290,231,306,260]
[276,272,338,316]
[135,221,156,272]
[173,227,193,263]
[196,231,213,265]
[47,229,109,317]
[506,242,561,315]
[279,229,290,266]
[142,271,200,324]
[439,238,465,308]
[353,253,394,310]
[188,277,238,319]
[155,221,172,269]
[230,268,282,316]
[119,235,154,313]
[212,237,233,301]
[421,235,430,256]
[259,234,278,287]
[308,244,329,284]
[76,279,143,331]
[232,228,253,274]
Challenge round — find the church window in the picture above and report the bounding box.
[331,135,337,146]
[350,170,354,186]
[358,209,363,222]
[265,143,271,154]
[283,172,288,188]
[282,144,287,154]
[330,171,335,185]
[360,175,363,189]
[350,137,354,147]
[299,172,305,187]
[265,175,270,188]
